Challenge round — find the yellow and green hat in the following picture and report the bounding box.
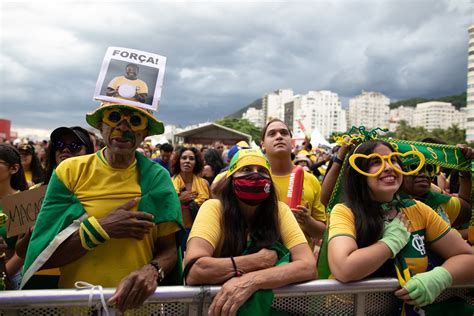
[86,102,164,136]
[227,148,271,177]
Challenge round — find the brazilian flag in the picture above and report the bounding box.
[21,151,185,288]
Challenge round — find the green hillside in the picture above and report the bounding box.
[225,98,262,118]
[389,92,466,110]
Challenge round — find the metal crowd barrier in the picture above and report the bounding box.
[0,278,473,315]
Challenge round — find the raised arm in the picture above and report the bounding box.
[452,144,473,227]
[320,142,352,206]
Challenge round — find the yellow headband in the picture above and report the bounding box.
[227,148,270,178]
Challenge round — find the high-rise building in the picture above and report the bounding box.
[284,90,346,139]
[389,106,415,132]
[413,101,457,131]
[242,107,264,128]
[466,24,474,141]
[348,91,390,129]
[262,89,294,123]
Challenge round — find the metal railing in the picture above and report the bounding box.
[0,278,473,315]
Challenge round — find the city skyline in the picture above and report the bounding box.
[1,1,473,138]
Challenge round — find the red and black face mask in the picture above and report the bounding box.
[232,173,272,205]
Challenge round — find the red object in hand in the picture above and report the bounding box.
[287,165,304,208]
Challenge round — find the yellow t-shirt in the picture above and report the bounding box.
[188,199,307,256]
[108,76,148,101]
[329,200,450,275]
[24,170,32,183]
[55,150,179,288]
[439,197,461,226]
[272,171,326,244]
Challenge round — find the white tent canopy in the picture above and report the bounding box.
[310,129,331,148]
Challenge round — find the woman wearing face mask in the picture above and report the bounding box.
[184,149,316,315]
[328,141,474,312]
[171,147,209,252]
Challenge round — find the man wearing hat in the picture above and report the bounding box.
[22,102,184,312]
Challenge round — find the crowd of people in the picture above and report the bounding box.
[0,100,473,315]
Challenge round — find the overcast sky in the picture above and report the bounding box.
[1,0,473,137]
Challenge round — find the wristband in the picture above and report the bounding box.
[332,156,344,165]
[230,257,242,277]
[79,216,110,251]
[79,223,97,250]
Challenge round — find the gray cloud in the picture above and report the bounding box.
[1,0,472,133]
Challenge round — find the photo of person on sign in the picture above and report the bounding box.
[106,63,149,103]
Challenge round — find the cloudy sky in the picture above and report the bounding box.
[1,0,473,137]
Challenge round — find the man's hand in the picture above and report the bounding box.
[106,87,119,97]
[208,275,258,316]
[98,198,154,240]
[292,202,311,225]
[108,264,158,312]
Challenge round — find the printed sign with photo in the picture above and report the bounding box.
[2,185,47,237]
[93,47,167,111]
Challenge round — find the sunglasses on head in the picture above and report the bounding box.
[102,109,148,131]
[55,140,83,153]
[405,163,440,177]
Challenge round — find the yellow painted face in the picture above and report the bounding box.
[102,108,148,131]
[349,150,426,177]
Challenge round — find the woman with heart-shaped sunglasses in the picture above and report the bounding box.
[327,140,474,311]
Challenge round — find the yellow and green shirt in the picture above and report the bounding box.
[329,200,449,275]
[22,150,183,289]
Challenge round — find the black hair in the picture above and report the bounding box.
[171,147,204,176]
[43,127,94,184]
[261,118,293,141]
[204,149,225,176]
[126,63,139,71]
[343,140,401,248]
[160,143,173,153]
[219,176,280,257]
[0,144,28,191]
[21,146,44,185]
[421,137,446,144]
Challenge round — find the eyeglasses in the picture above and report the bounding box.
[405,163,439,177]
[55,140,83,153]
[102,109,148,131]
[349,150,426,177]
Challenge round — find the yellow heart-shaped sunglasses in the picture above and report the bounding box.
[349,150,426,177]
